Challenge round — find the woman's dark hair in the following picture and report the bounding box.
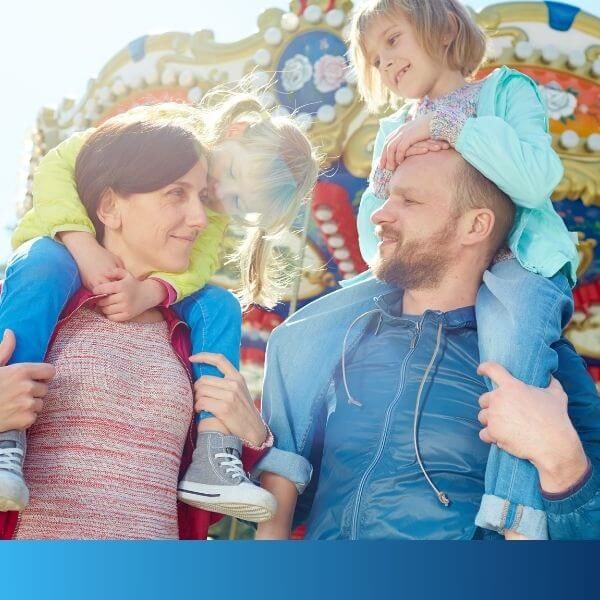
[75,113,205,240]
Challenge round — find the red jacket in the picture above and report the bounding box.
[0,287,266,540]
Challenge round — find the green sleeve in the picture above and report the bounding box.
[12,129,97,248]
[455,75,564,210]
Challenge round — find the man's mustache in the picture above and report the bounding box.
[375,225,401,243]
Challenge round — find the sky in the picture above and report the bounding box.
[0,0,598,265]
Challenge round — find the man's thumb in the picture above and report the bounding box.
[0,329,16,366]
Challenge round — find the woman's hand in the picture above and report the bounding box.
[379,114,434,170]
[59,231,124,290]
[0,330,55,432]
[93,269,166,322]
[477,362,589,494]
[190,352,267,447]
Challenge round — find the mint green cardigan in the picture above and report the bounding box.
[357,66,579,286]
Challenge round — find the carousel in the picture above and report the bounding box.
[19,0,600,399]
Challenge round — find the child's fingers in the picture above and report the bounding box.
[104,267,130,281]
[105,312,130,322]
[404,146,429,157]
[93,281,123,296]
[96,294,123,308]
[100,303,126,316]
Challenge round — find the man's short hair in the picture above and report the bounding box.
[453,161,515,259]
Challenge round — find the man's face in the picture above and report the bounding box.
[371,152,462,290]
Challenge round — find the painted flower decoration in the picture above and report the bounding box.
[281,54,313,92]
[314,54,347,94]
[539,81,578,121]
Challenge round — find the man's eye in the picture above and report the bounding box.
[168,188,185,198]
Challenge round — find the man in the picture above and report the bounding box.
[0,330,53,433]
[254,150,600,540]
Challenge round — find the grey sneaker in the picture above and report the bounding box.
[177,432,277,523]
[0,429,29,512]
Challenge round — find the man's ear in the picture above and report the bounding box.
[96,188,122,232]
[459,208,495,247]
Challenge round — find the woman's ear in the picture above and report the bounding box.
[225,121,250,139]
[96,188,122,231]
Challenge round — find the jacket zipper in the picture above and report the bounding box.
[349,319,422,540]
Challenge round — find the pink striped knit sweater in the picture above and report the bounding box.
[15,308,194,540]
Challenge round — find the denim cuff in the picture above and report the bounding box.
[252,446,313,494]
[475,494,549,540]
[542,463,600,516]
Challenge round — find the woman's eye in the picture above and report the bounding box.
[373,58,381,69]
[168,187,185,199]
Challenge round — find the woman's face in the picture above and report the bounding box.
[112,158,210,276]
[206,139,269,220]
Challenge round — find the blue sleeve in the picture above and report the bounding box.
[545,339,600,540]
[455,73,564,209]
[252,324,316,493]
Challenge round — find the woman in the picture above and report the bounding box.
[0,114,269,539]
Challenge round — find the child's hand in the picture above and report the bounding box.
[59,231,124,290]
[379,114,433,170]
[93,269,167,322]
[404,139,450,158]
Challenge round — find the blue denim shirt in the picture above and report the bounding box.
[255,277,600,539]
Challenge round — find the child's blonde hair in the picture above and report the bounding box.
[349,0,487,112]
[197,90,321,309]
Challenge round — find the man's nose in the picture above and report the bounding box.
[371,201,393,225]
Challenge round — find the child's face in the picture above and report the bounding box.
[364,12,444,100]
[207,139,268,220]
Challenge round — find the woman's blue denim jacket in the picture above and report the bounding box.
[255,276,600,540]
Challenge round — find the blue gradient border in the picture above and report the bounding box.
[2,541,598,599]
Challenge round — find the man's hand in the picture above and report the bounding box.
[0,330,55,432]
[93,269,166,322]
[190,352,267,447]
[59,231,124,290]
[379,114,434,170]
[477,362,589,494]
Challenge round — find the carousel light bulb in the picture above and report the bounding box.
[264,27,283,46]
[514,41,533,60]
[303,5,323,24]
[325,9,345,28]
[281,12,299,31]
[560,130,579,149]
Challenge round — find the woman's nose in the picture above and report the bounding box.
[188,198,208,231]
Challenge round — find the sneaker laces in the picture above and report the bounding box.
[215,452,246,482]
[0,447,24,475]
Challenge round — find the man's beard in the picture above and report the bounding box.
[372,220,458,290]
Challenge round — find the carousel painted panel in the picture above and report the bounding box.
[22,1,600,395]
